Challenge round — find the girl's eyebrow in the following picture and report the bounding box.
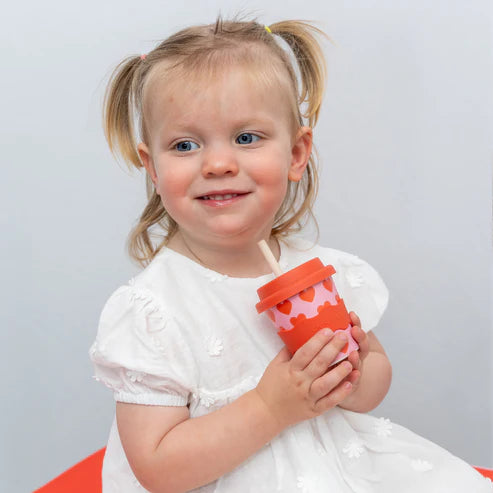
[234,117,275,128]
[165,116,276,133]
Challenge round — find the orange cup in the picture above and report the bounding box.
[256,258,359,363]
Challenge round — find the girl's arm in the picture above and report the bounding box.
[117,390,279,493]
[337,314,392,413]
[117,330,356,493]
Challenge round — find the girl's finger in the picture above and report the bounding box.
[314,378,354,413]
[351,324,367,346]
[310,360,353,400]
[290,329,334,371]
[348,369,361,386]
[272,346,293,365]
[303,332,350,379]
[347,350,360,369]
[349,311,361,327]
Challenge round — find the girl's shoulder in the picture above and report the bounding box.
[93,249,187,342]
[103,247,236,330]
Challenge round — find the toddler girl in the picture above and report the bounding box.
[90,17,491,493]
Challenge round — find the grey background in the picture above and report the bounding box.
[1,0,491,491]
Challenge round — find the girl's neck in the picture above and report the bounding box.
[167,231,281,278]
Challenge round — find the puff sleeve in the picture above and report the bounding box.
[89,285,195,406]
[330,252,390,333]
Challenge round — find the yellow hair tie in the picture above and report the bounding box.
[264,25,272,34]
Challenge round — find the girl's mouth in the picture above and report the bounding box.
[200,193,240,200]
[197,192,249,207]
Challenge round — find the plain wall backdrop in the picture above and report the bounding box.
[1,1,491,491]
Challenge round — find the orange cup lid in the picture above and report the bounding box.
[256,258,335,313]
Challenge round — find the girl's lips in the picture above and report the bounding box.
[197,192,250,207]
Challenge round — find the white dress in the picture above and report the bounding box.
[89,237,492,492]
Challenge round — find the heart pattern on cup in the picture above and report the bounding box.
[269,277,339,330]
[299,286,315,302]
[290,313,307,326]
[263,271,358,358]
[317,301,331,313]
[277,299,292,315]
[323,278,333,292]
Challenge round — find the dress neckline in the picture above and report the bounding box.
[156,238,290,283]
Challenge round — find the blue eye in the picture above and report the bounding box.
[175,141,199,152]
[236,133,260,145]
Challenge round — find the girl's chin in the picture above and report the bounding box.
[187,224,264,245]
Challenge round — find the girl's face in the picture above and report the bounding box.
[138,66,312,250]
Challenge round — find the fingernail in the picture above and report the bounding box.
[322,329,333,337]
[337,332,347,341]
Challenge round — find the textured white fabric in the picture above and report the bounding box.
[89,237,492,492]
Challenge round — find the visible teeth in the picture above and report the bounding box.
[203,194,238,200]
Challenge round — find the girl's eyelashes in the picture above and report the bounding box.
[172,133,260,151]
[236,133,261,145]
[175,141,199,152]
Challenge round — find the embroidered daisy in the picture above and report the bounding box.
[126,370,145,383]
[147,314,167,333]
[207,336,224,356]
[200,394,216,408]
[343,439,365,459]
[296,475,318,493]
[340,254,365,267]
[152,336,165,353]
[411,459,433,472]
[296,476,308,493]
[373,417,393,437]
[345,270,365,288]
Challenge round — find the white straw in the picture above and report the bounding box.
[258,240,283,277]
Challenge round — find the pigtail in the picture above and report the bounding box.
[269,21,329,127]
[127,191,173,267]
[102,56,144,170]
[264,20,329,241]
[102,56,172,267]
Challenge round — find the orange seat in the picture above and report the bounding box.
[33,447,106,493]
[33,447,492,492]
[475,466,493,482]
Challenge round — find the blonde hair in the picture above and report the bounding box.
[103,16,329,268]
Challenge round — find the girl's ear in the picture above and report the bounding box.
[137,143,160,194]
[288,127,313,182]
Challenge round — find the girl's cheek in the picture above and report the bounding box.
[253,156,292,183]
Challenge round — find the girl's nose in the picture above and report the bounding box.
[201,147,239,177]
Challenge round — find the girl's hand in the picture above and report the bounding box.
[345,311,369,392]
[337,312,392,412]
[254,330,356,431]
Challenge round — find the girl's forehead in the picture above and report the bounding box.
[151,68,275,100]
[143,60,297,129]
[146,55,289,98]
